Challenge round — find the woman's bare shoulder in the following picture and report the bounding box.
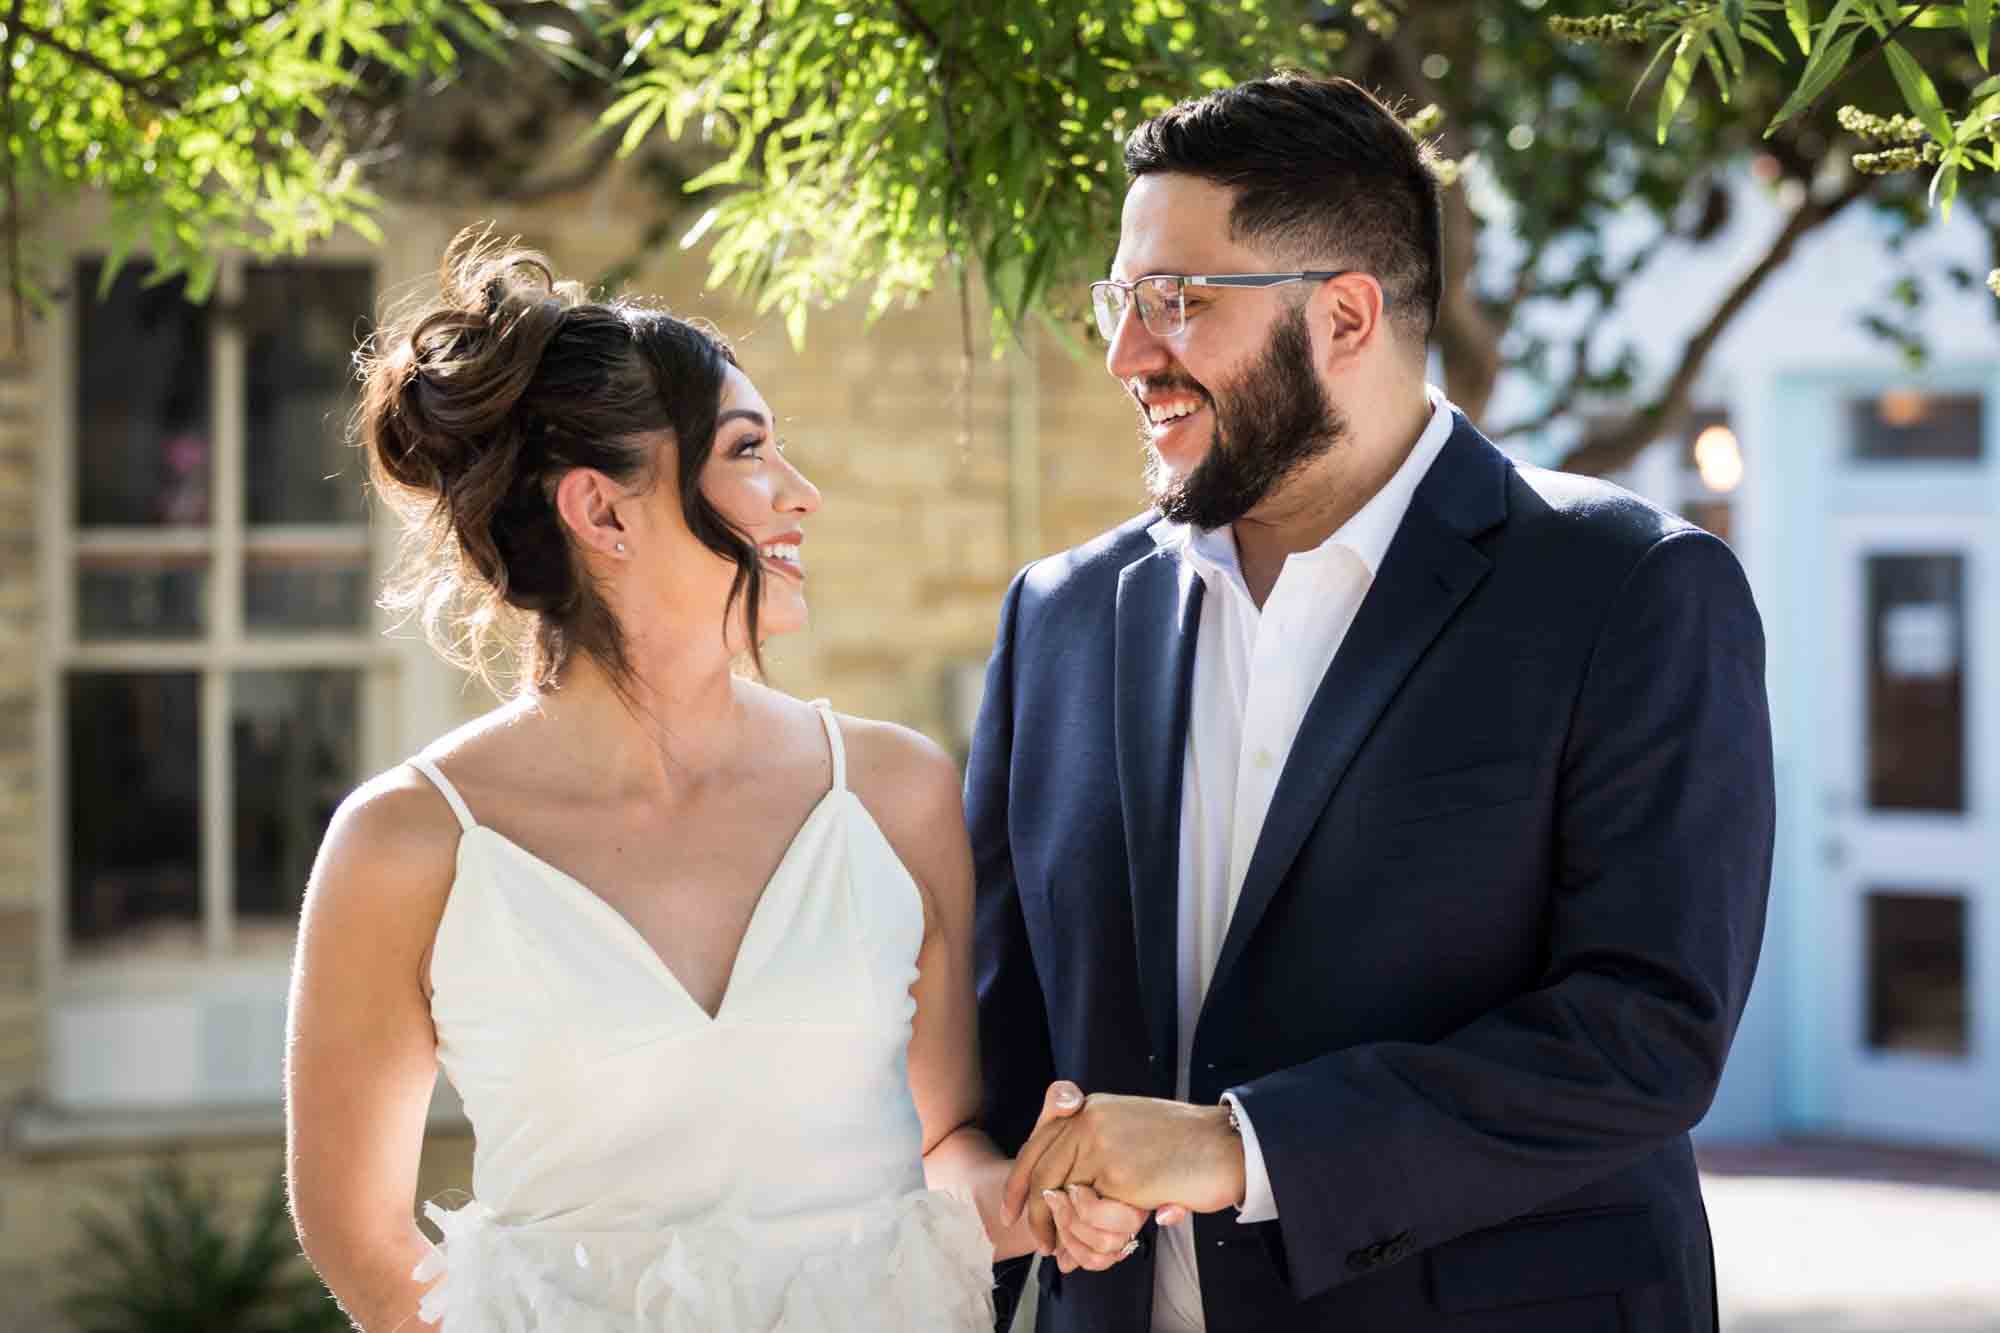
[306,763,466,933]
[835,713,961,822]
[832,712,968,905]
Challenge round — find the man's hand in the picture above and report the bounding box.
[1002,1092,1245,1255]
[1015,1083,1191,1270]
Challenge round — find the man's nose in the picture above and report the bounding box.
[1104,302,1169,382]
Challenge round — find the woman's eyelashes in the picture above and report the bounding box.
[730,434,789,462]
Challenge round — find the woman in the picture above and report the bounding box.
[284,233,1152,1332]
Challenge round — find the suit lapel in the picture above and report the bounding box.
[1208,421,1510,993]
[1115,545,1205,1083]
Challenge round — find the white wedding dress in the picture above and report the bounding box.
[405,701,995,1332]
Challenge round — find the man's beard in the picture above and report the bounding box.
[1143,305,1345,531]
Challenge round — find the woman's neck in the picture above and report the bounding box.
[526,639,758,798]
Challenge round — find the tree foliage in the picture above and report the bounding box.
[1557,1,2000,249]
[587,0,1994,470]
[596,0,1319,347]
[9,0,1994,473]
[0,0,506,341]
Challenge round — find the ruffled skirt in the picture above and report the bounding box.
[411,1189,995,1333]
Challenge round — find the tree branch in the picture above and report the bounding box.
[1551,171,1874,475]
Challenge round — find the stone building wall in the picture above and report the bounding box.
[0,173,1151,1330]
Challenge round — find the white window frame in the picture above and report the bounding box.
[33,236,417,1112]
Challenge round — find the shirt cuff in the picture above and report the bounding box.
[1221,1092,1278,1223]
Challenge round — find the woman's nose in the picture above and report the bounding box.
[777,452,821,514]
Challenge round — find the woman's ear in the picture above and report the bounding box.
[553,469,628,558]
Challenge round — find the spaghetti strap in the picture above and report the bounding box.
[410,755,478,832]
[809,698,847,792]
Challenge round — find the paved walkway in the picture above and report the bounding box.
[1010,1140,2000,1331]
[1700,1140,2000,1333]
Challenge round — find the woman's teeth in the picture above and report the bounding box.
[760,543,800,566]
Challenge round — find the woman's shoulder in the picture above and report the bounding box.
[823,707,968,908]
[830,710,959,815]
[312,763,467,913]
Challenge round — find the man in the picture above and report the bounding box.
[966,73,1774,1333]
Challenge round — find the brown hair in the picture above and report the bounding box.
[355,228,765,696]
[1123,73,1444,344]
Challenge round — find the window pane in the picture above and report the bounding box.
[67,673,201,958]
[243,264,373,525]
[77,552,207,638]
[232,670,359,934]
[1867,891,1968,1057]
[1850,391,1983,461]
[1866,553,1965,812]
[74,260,212,527]
[244,552,371,632]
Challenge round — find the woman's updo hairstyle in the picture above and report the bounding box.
[356,226,765,695]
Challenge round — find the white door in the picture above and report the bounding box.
[1818,387,2000,1150]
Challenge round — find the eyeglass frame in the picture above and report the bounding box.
[1088,271,1352,340]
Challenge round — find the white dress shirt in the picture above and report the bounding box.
[1148,385,1457,1333]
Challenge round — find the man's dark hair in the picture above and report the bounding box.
[1122,72,1443,344]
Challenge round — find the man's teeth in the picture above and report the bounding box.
[760,543,800,564]
[1147,401,1200,425]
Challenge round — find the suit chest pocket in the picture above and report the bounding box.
[1349,760,1541,875]
[1355,760,1539,828]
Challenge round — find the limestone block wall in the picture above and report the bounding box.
[0,172,1152,1330]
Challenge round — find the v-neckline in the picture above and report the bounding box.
[468,788,845,1024]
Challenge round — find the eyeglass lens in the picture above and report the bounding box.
[1093,278,1183,340]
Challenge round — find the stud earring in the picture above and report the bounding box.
[615,542,626,554]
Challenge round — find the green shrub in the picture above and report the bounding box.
[64,1160,347,1333]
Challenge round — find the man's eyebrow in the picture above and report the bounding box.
[717,408,769,429]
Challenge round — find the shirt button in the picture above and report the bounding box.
[1253,748,1275,770]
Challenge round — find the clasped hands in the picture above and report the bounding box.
[1000,1080,1248,1274]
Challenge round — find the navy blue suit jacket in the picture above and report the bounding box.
[966,417,1775,1333]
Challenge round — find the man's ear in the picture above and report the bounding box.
[1314,271,1387,370]
[553,468,628,557]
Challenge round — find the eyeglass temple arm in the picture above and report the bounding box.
[1183,271,1349,289]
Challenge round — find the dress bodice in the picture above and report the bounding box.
[405,702,992,1332]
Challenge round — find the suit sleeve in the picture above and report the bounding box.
[965,568,1056,1327]
[1228,528,1776,1301]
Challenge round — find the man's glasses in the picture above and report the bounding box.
[1088,272,1350,340]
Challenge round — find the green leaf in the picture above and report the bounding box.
[1973,0,1993,69]
[1724,0,1747,30]
[1658,25,1712,143]
[618,94,667,156]
[1929,160,1960,217]
[1714,15,1748,77]
[1743,23,1790,59]
[1702,41,1733,102]
[1631,31,1683,109]
[1767,27,1861,133]
[1883,40,1953,142]
[1787,0,1814,53]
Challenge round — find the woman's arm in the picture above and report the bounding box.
[846,719,1156,1271]
[286,769,461,1330]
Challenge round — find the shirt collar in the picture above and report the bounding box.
[1149,383,1457,583]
